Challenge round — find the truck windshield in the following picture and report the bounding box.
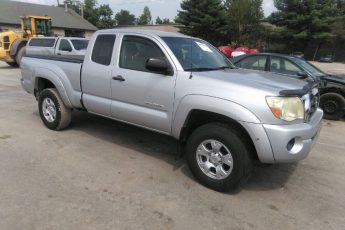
[71,39,89,50]
[161,37,234,71]
[35,19,52,36]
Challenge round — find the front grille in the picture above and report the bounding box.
[3,36,10,49]
[305,86,320,121]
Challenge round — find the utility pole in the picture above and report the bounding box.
[57,0,59,6]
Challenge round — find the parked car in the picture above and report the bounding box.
[231,53,345,120]
[26,37,89,56]
[20,29,323,192]
[319,55,335,63]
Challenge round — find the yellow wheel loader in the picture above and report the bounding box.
[0,16,52,67]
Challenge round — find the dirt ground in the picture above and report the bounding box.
[311,61,345,76]
[0,61,345,230]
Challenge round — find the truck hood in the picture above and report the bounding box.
[193,68,308,95]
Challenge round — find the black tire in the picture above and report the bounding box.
[15,46,26,67]
[186,123,253,192]
[5,62,18,67]
[320,93,345,120]
[38,88,71,130]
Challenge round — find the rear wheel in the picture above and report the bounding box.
[5,62,18,67]
[38,88,71,130]
[186,123,253,192]
[15,46,26,67]
[320,93,345,120]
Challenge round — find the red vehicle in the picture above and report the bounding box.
[218,46,234,58]
[219,46,259,58]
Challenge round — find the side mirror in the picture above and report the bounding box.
[146,58,170,75]
[297,71,309,79]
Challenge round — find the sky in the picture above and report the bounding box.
[14,0,277,20]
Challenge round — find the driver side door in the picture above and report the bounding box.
[110,35,176,134]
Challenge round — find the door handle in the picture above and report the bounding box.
[57,53,61,55]
[112,75,125,82]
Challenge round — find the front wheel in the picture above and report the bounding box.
[38,88,71,130]
[186,123,253,192]
[320,93,345,120]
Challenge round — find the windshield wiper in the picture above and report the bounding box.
[185,66,232,72]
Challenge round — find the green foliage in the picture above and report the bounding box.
[96,4,115,29]
[156,17,171,25]
[268,0,342,56]
[225,0,264,46]
[137,6,152,25]
[155,16,163,25]
[83,0,98,26]
[175,0,227,45]
[115,10,136,26]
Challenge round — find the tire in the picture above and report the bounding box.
[186,123,253,192]
[15,46,26,67]
[320,93,345,120]
[38,88,71,130]
[5,62,18,67]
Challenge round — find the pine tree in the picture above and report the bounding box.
[137,6,152,25]
[268,0,341,58]
[175,0,227,45]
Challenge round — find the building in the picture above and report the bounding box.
[0,0,97,38]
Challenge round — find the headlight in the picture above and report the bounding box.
[266,96,304,121]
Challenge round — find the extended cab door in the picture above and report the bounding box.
[110,34,176,134]
[81,34,116,116]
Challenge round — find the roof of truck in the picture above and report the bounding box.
[97,28,192,38]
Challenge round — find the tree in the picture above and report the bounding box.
[175,0,227,45]
[162,18,171,24]
[137,6,152,25]
[115,10,136,25]
[225,0,264,45]
[83,0,98,27]
[268,0,341,59]
[96,4,115,29]
[155,16,163,24]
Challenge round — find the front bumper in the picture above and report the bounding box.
[263,108,323,163]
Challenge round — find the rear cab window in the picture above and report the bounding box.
[28,38,56,47]
[91,34,116,66]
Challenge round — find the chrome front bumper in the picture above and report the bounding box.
[263,108,323,163]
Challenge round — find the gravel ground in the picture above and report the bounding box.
[0,61,345,230]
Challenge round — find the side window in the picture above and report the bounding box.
[59,39,72,51]
[119,36,166,72]
[238,56,267,71]
[270,57,302,75]
[91,34,116,66]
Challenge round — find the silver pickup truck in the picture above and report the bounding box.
[20,29,323,192]
[26,37,89,56]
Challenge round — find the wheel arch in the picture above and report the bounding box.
[10,38,28,58]
[172,95,264,161]
[34,71,72,108]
